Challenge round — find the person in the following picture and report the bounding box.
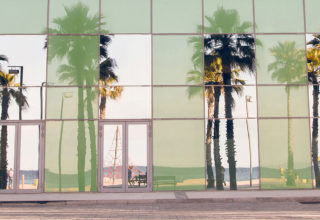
[8,168,13,189]
[128,166,133,186]
[221,166,226,186]
[280,166,285,183]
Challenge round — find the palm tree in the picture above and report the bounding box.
[268,41,306,186]
[0,68,28,189]
[307,35,320,188]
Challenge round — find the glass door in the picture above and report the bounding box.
[99,121,151,192]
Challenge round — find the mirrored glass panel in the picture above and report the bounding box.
[0,0,47,34]
[256,35,307,85]
[307,34,320,86]
[306,0,320,33]
[258,86,309,118]
[259,119,312,189]
[153,35,203,85]
[153,87,204,119]
[128,124,148,189]
[0,125,15,190]
[205,119,259,190]
[19,125,39,190]
[309,117,320,188]
[255,0,304,33]
[153,0,202,33]
[101,35,151,86]
[48,35,99,86]
[204,0,253,33]
[101,0,150,33]
[153,120,205,191]
[103,124,123,189]
[45,120,98,192]
[0,36,47,86]
[100,87,151,119]
[49,0,99,34]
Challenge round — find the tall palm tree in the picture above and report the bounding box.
[307,35,320,188]
[0,69,28,189]
[268,41,306,186]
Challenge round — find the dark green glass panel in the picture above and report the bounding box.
[48,35,99,86]
[259,119,312,189]
[45,120,98,192]
[153,120,205,191]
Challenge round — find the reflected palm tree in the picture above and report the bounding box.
[268,41,306,186]
[0,66,28,189]
[307,35,320,188]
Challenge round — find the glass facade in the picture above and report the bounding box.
[0,0,319,193]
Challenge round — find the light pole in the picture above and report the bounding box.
[58,92,73,192]
[245,95,253,187]
[8,66,23,120]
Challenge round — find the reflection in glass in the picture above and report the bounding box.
[19,126,39,190]
[259,119,312,189]
[256,35,306,84]
[0,126,15,190]
[153,120,205,191]
[103,125,123,188]
[204,0,253,33]
[306,0,320,33]
[128,124,148,188]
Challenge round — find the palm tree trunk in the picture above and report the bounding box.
[286,87,295,186]
[312,83,320,188]
[223,68,237,190]
[0,89,9,189]
[99,95,107,119]
[206,87,215,188]
[77,87,87,191]
[213,86,224,190]
[86,87,97,191]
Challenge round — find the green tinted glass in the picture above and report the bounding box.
[153,87,204,119]
[258,86,308,118]
[204,0,253,33]
[259,119,312,189]
[45,120,98,192]
[46,87,98,120]
[101,0,150,33]
[153,0,202,33]
[255,0,304,33]
[48,35,99,86]
[0,0,47,34]
[49,0,99,34]
[153,120,205,191]
[306,0,320,33]
[153,35,203,85]
[256,35,307,84]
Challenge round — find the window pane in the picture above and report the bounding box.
[0,35,47,86]
[153,35,203,85]
[204,0,253,33]
[309,117,320,187]
[103,124,123,189]
[153,120,205,191]
[48,35,99,86]
[306,0,320,33]
[45,120,98,192]
[259,119,312,189]
[153,87,204,119]
[19,125,39,190]
[128,124,148,188]
[101,35,151,85]
[47,87,98,120]
[0,0,47,34]
[153,0,202,33]
[101,0,150,33]
[254,0,304,33]
[100,87,151,119]
[49,0,99,34]
[256,35,307,85]
[0,126,15,190]
[258,86,309,118]
[205,86,257,119]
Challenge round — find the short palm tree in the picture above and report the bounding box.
[0,69,28,189]
[268,41,306,186]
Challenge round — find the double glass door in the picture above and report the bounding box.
[0,122,44,193]
[99,121,151,192]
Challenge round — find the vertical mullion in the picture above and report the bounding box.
[123,122,128,191]
[13,124,20,191]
